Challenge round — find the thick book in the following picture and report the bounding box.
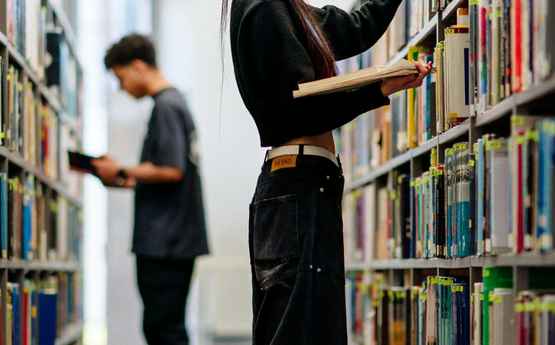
[38,291,58,345]
[482,267,513,345]
[487,138,511,255]
[293,60,418,99]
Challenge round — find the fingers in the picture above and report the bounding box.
[407,61,432,88]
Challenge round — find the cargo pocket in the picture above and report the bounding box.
[252,194,300,291]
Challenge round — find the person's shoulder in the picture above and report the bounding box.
[154,89,188,116]
[232,0,288,22]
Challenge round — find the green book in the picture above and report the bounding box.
[482,267,513,345]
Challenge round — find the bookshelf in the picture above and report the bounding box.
[342,0,555,344]
[0,0,84,344]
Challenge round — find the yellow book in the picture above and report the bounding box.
[407,47,421,149]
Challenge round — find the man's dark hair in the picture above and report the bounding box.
[104,33,157,69]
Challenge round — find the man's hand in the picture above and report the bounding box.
[92,156,121,186]
[381,61,433,97]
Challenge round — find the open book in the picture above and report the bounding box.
[293,59,418,98]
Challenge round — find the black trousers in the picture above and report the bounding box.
[249,154,347,345]
[136,255,195,345]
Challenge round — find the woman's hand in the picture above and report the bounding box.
[380,61,433,97]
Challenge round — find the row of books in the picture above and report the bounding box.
[336,10,467,183]
[0,273,81,345]
[0,173,81,261]
[468,0,555,113]
[362,0,439,64]
[3,61,60,180]
[2,0,81,118]
[338,0,555,185]
[5,0,47,78]
[346,267,555,345]
[343,115,555,263]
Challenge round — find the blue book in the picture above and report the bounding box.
[11,284,21,345]
[23,177,35,260]
[460,180,472,257]
[38,292,58,345]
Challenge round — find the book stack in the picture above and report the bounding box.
[4,63,60,180]
[344,115,555,262]
[347,267,555,345]
[515,291,555,345]
[411,150,445,259]
[5,0,48,77]
[472,267,515,345]
[407,47,436,148]
[0,179,80,262]
[46,31,79,118]
[2,274,81,345]
[468,0,555,112]
[348,274,471,345]
[434,16,471,132]
[346,271,374,345]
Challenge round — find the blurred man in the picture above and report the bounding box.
[95,33,209,345]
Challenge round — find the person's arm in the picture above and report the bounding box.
[311,0,404,61]
[94,102,188,187]
[92,158,183,188]
[125,162,183,184]
[239,2,427,136]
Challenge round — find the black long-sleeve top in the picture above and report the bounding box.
[230,0,403,147]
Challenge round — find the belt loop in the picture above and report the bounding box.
[299,144,305,156]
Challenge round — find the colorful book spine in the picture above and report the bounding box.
[535,120,555,252]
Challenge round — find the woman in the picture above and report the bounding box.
[223,0,431,344]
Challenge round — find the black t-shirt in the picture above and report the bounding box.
[230,0,402,147]
[133,87,209,259]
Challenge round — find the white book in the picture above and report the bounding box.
[293,60,417,99]
[492,288,515,345]
[444,26,470,122]
[488,139,511,254]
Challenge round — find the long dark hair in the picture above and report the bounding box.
[220,0,336,79]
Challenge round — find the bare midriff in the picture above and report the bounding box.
[281,131,336,154]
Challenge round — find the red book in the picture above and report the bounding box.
[23,289,29,345]
[516,139,524,253]
[512,0,523,92]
